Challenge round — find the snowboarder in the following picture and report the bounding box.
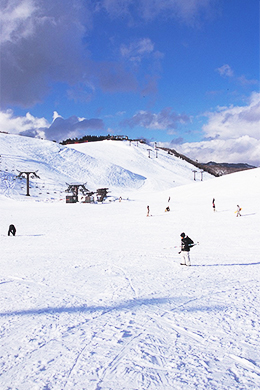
[236,205,242,217]
[165,206,170,212]
[179,232,194,266]
[147,205,150,217]
[8,224,16,236]
[212,198,216,212]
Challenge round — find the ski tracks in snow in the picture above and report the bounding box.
[2,273,260,389]
[111,264,139,299]
[61,292,220,389]
[62,306,178,389]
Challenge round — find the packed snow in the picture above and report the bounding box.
[0,133,260,389]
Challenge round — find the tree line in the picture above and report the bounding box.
[60,135,129,145]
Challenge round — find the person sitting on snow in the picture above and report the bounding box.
[8,224,16,236]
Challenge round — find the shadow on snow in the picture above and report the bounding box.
[0,297,226,317]
[194,261,260,267]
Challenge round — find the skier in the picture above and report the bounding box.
[236,205,242,217]
[165,206,170,212]
[179,232,194,266]
[147,205,150,217]
[212,198,216,212]
[8,224,16,236]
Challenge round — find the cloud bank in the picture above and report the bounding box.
[0,110,104,142]
[168,92,260,166]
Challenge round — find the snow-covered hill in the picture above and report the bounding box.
[0,133,213,201]
[1,133,260,389]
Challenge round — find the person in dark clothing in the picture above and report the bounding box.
[212,198,216,212]
[8,224,16,236]
[179,232,194,266]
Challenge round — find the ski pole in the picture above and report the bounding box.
[164,242,199,249]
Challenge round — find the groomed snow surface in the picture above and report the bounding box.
[1,134,260,389]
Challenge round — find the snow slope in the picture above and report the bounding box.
[0,133,260,389]
[0,133,212,201]
[68,140,213,193]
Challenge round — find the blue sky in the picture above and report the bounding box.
[0,0,259,165]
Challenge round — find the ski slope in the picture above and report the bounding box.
[67,140,212,193]
[0,133,213,201]
[0,133,260,389]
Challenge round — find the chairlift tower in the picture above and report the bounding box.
[147,149,152,158]
[17,171,40,196]
[192,170,197,181]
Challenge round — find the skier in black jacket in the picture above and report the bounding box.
[179,232,194,266]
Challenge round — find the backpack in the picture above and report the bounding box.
[186,236,194,248]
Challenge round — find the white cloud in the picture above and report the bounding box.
[0,110,105,142]
[202,92,260,140]
[0,110,49,138]
[175,136,260,166]
[216,64,234,78]
[121,108,190,132]
[52,111,62,121]
[216,64,258,86]
[237,75,258,86]
[120,38,154,63]
[0,0,37,44]
[169,92,260,166]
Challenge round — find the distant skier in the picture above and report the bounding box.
[168,196,171,202]
[179,232,194,266]
[212,198,216,212]
[8,224,16,236]
[165,206,170,212]
[236,205,242,217]
[147,205,150,217]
